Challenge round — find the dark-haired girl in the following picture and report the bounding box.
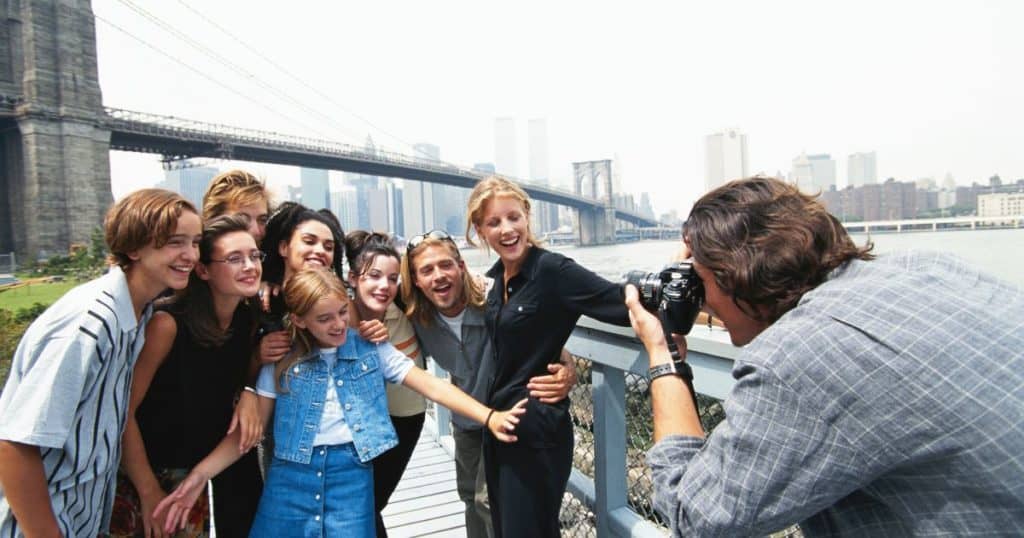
[112,215,265,537]
[344,231,427,537]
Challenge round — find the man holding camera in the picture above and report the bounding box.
[626,176,1024,536]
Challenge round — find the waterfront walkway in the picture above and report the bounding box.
[383,420,467,537]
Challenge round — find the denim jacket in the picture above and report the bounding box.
[273,329,398,464]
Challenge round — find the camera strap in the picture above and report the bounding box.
[659,309,702,417]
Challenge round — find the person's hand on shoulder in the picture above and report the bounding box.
[359,319,389,343]
[258,330,291,364]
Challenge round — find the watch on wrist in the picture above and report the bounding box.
[649,358,693,382]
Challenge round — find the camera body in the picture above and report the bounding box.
[623,261,705,335]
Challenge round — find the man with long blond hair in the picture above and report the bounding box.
[401,228,576,538]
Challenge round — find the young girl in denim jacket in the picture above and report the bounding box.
[154,269,527,536]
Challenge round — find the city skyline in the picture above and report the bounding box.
[95,0,1024,216]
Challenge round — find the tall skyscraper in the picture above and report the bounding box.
[494,117,518,177]
[160,162,218,209]
[383,179,404,237]
[790,153,836,192]
[704,128,749,192]
[329,186,359,234]
[402,142,440,236]
[343,136,388,230]
[808,154,836,191]
[528,119,549,183]
[847,151,877,187]
[527,118,558,233]
[402,179,436,236]
[300,167,330,210]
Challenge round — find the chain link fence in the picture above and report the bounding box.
[558,355,801,537]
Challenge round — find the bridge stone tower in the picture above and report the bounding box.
[0,0,111,263]
[572,159,616,245]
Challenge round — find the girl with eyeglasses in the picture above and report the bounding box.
[111,215,266,537]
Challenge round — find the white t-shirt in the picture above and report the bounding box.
[256,338,415,446]
[440,309,465,343]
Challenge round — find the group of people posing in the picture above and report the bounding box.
[2,171,1022,538]
[0,170,628,537]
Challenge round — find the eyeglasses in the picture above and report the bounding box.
[407,229,455,253]
[209,251,266,266]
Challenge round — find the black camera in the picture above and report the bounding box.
[623,261,705,336]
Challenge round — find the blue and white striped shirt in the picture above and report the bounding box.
[0,266,152,537]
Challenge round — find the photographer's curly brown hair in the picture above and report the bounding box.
[686,176,874,323]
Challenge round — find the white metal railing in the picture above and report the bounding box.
[424,317,738,537]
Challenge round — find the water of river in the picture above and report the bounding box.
[461,228,1024,288]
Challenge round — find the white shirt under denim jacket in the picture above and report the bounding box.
[256,328,414,463]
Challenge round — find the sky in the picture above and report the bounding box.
[93,0,1024,217]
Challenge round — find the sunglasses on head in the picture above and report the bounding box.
[407,229,456,254]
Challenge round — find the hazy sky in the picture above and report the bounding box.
[94,0,1023,217]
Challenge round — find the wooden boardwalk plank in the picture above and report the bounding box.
[383,430,467,537]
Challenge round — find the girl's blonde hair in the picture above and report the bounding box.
[274,269,350,390]
[465,175,542,250]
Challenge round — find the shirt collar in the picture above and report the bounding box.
[434,303,486,326]
[105,265,145,332]
[384,302,404,321]
[484,246,543,282]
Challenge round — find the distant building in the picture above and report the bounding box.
[821,178,919,221]
[494,117,518,177]
[385,179,404,237]
[790,153,835,193]
[402,179,436,236]
[978,192,1024,217]
[847,152,877,187]
[790,153,814,192]
[639,192,655,220]
[160,162,218,209]
[704,128,748,192]
[473,163,496,175]
[329,187,358,233]
[300,167,330,210]
[287,185,302,203]
[528,119,549,183]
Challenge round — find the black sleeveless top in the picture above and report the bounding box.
[137,303,254,469]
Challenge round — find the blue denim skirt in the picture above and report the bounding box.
[249,443,374,537]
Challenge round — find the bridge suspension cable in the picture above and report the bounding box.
[109,0,349,143]
[171,0,431,160]
[94,12,337,143]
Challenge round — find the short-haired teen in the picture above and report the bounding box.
[0,189,200,537]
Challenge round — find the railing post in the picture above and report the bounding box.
[427,358,452,437]
[592,362,627,537]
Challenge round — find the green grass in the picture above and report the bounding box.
[0,280,77,312]
[1,281,79,394]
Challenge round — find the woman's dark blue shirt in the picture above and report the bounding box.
[483,246,629,415]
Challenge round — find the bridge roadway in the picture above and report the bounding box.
[101,108,659,228]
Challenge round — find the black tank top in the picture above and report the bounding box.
[137,303,254,469]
